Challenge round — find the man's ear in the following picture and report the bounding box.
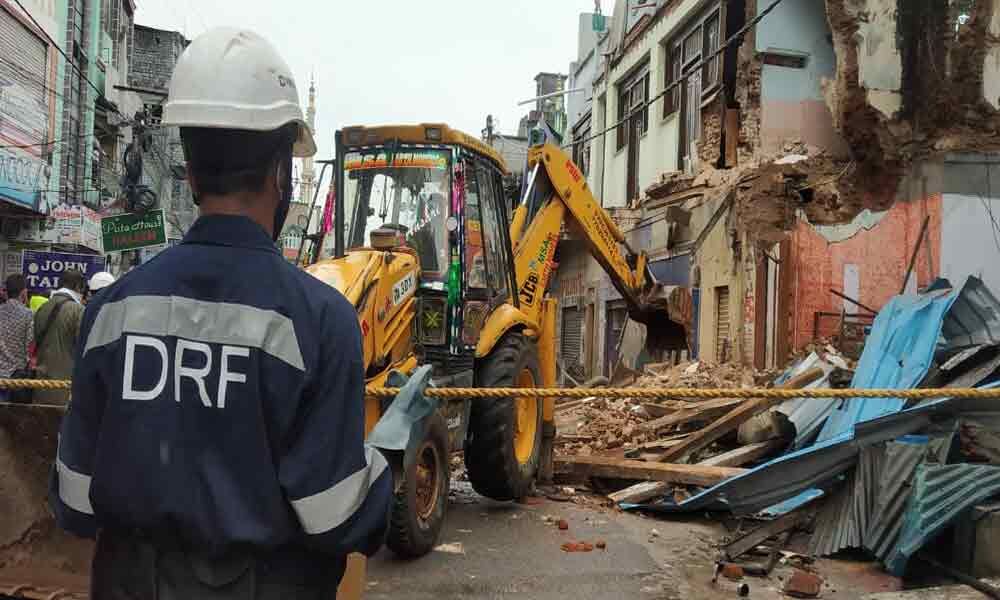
[274,157,289,196]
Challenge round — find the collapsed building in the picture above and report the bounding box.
[556,0,1000,380]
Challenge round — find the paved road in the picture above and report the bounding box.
[365,482,720,600]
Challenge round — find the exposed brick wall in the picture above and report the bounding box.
[788,193,942,350]
[129,24,187,91]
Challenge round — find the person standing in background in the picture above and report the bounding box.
[0,274,34,402]
[33,270,86,406]
[30,292,50,314]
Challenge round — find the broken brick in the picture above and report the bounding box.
[784,569,823,598]
[721,563,744,581]
[557,519,569,531]
[560,541,595,553]
[595,540,607,550]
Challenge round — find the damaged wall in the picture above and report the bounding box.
[822,0,1000,214]
[755,0,848,155]
[789,195,942,350]
[785,154,1000,351]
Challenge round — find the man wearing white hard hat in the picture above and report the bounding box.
[51,27,391,598]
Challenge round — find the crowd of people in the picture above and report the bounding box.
[0,269,115,404]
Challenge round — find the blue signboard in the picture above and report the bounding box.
[22,250,106,293]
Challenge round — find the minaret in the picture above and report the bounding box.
[299,74,317,206]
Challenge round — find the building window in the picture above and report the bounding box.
[663,3,722,170]
[572,114,592,178]
[702,11,721,90]
[664,5,723,116]
[616,65,649,151]
[665,43,682,117]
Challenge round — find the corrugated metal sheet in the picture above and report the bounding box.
[625,384,1000,516]
[885,463,1000,575]
[809,442,884,556]
[863,439,931,562]
[938,277,1000,352]
[623,279,1000,517]
[773,351,850,450]
[815,285,962,444]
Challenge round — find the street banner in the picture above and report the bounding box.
[22,250,106,293]
[102,209,167,252]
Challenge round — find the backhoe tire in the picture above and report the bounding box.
[386,413,449,559]
[465,332,543,501]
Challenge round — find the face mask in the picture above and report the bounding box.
[272,152,293,242]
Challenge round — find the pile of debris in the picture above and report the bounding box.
[555,276,1000,594]
[554,360,762,457]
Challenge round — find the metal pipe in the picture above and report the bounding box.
[294,160,333,268]
[900,215,931,295]
[517,88,586,106]
[334,130,346,258]
[829,289,878,315]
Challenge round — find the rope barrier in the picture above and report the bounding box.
[365,386,1000,401]
[0,379,71,390]
[2,379,998,402]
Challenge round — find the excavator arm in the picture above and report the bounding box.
[504,142,688,354]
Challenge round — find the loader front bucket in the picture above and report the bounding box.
[628,284,695,355]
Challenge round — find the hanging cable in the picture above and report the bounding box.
[563,0,788,150]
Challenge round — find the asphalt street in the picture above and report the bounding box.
[365,481,720,600]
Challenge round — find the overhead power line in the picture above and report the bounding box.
[564,0,787,150]
[0,128,125,151]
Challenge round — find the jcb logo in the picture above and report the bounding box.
[519,273,540,306]
[565,159,582,183]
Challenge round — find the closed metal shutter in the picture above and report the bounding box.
[0,7,49,146]
[715,286,730,362]
[561,306,583,367]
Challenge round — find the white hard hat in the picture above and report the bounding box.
[162,27,316,157]
[88,271,115,292]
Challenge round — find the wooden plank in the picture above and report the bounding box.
[554,455,746,487]
[699,439,786,468]
[625,433,690,458]
[724,108,739,167]
[641,403,674,418]
[638,397,746,433]
[723,503,815,560]
[612,439,782,504]
[608,481,666,504]
[656,367,825,463]
[555,397,596,413]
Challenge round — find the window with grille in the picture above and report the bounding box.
[615,64,649,151]
[664,4,722,119]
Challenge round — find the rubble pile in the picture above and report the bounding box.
[554,276,1000,595]
[556,361,761,456]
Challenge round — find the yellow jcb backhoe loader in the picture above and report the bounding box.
[305,123,689,558]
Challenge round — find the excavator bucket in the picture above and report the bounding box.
[628,284,695,355]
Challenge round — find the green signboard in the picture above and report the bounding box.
[101,209,167,253]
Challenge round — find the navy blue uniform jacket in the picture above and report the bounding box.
[50,215,391,571]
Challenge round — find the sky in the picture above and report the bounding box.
[135,0,614,177]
